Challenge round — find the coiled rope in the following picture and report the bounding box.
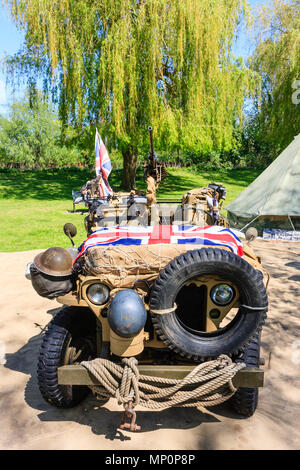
[81,355,245,410]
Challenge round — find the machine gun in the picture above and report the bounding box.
[208,183,227,225]
[144,126,168,185]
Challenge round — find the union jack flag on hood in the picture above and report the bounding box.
[74,225,244,263]
[95,127,113,197]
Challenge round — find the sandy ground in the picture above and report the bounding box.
[0,239,299,450]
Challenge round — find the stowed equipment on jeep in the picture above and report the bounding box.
[82,128,230,235]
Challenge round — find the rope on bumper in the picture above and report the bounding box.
[80,355,245,410]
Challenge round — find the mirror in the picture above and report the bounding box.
[63,223,77,246]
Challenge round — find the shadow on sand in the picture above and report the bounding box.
[3,306,247,441]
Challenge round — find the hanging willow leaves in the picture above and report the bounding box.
[3,0,258,188]
[250,0,300,152]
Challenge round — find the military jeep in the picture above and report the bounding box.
[26,192,267,421]
[25,129,268,423]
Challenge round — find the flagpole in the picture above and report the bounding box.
[92,117,113,198]
[93,119,100,184]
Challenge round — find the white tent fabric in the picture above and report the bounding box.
[226,134,300,218]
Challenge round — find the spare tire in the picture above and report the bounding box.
[150,248,268,361]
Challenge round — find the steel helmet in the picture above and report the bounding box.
[245,227,258,242]
[33,247,73,277]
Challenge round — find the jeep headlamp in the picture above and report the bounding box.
[210,284,234,306]
[87,283,110,305]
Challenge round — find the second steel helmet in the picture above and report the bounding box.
[33,247,73,277]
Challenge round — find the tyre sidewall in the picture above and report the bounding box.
[150,249,267,359]
[38,306,95,408]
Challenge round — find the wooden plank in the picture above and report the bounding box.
[58,364,264,388]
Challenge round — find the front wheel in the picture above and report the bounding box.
[37,306,96,408]
[230,334,261,417]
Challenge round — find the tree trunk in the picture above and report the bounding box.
[122,148,138,190]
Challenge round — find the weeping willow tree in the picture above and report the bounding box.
[4,0,257,188]
[250,0,300,152]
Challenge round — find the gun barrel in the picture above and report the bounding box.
[148,126,154,158]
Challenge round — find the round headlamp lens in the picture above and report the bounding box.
[87,283,110,305]
[210,284,234,306]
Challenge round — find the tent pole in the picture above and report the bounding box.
[288,215,296,231]
[240,215,260,232]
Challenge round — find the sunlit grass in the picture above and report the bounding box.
[0,167,260,252]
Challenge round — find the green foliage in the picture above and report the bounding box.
[3,0,259,187]
[238,116,277,168]
[0,94,83,168]
[249,0,300,151]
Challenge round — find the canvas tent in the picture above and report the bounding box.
[226,134,300,234]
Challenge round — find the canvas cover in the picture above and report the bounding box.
[81,242,260,288]
[83,244,229,287]
[226,134,300,218]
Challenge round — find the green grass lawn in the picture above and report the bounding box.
[0,167,261,252]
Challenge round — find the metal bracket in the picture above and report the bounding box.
[119,401,141,432]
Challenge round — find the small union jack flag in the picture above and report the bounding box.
[74,225,244,263]
[95,127,113,197]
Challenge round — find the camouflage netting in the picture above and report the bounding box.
[83,244,198,287]
[79,243,261,288]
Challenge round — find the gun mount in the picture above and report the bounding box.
[143,126,168,209]
[144,126,168,185]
